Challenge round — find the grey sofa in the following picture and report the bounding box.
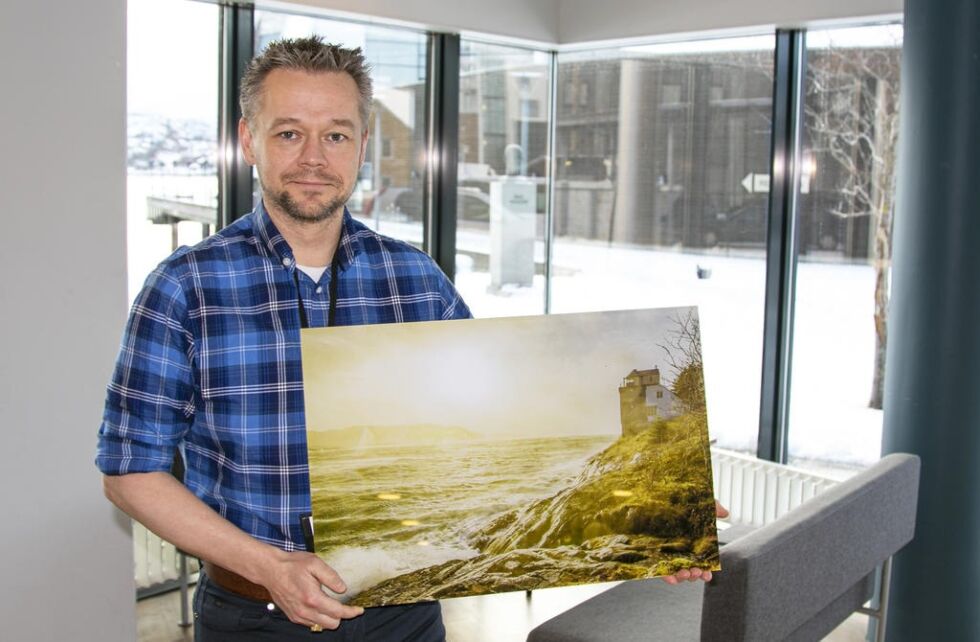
[527,453,920,642]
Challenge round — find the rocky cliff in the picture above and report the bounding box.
[351,414,718,606]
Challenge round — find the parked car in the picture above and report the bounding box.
[707,195,847,252]
[708,198,768,248]
[386,187,491,223]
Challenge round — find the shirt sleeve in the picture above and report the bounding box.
[95,258,196,475]
[438,270,474,321]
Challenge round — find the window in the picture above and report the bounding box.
[787,24,903,473]
[126,0,902,473]
[453,41,553,317]
[254,11,429,248]
[126,0,219,301]
[125,0,218,610]
[551,36,776,453]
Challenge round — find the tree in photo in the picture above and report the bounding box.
[659,308,706,415]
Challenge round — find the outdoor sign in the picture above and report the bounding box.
[301,306,719,607]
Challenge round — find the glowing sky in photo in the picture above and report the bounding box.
[302,307,695,438]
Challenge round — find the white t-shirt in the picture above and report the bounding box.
[297,264,327,283]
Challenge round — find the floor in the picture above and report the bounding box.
[137,586,193,642]
[138,582,870,641]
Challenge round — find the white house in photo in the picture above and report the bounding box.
[618,367,682,437]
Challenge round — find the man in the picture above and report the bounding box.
[98,35,718,641]
[97,36,466,639]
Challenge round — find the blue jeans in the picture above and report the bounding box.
[193,572,446,641]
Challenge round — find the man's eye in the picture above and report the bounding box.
[277,131,297,140]
[328,133,348,143]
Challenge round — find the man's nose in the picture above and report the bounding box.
[299,137,328,167]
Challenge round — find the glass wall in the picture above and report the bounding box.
[787,24,903,473]
[453,41,553,317]
[127,0,219,301]
[126,0,903,467]
[551,36,775,452]
[254,11,429,248]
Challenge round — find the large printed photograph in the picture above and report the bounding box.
[301,306,718,607]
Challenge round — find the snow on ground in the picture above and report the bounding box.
[126,174,216,299]
[457,237,883,471]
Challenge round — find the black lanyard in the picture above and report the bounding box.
[294,261,339,329]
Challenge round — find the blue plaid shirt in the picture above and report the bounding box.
[96,202,471,550]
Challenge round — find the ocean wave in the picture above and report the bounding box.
[325,544,478,602]
[310,436,616,552]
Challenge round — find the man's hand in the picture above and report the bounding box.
[661,500,729,585]
[257,549,363,630]
[102,472,364,630]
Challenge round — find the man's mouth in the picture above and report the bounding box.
[285,173,339,187]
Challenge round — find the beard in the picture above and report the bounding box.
[267,170,355,224]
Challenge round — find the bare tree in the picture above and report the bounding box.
[658,309,705,414]
[804,38,901,409]
[658,309,712,465]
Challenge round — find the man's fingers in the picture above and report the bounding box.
[316,597,364,621]
[300,611,341,631]
[715,500,730,519]
[286,591,362,628]
[310,559,349,595]
[303,562,365,620]
[263,551,364,625]
[662,566,714,585]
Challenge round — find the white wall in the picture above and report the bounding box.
[267,0,562,44]
[559,0,902,44]
[0,1,135,640]
[276,0,901,45]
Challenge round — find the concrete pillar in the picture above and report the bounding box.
[881,0,980,638]
[613,59,658,244]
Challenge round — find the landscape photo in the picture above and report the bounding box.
[300,306,718,607]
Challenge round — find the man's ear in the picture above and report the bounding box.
[239,117,256,166]
[358,125,370,166]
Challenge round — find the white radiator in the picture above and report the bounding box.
[133,522,199,593]
[711,448,839,528]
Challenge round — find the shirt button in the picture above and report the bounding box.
[315,286,323,294]
[282,257,293,267]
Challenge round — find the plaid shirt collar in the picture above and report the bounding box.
[253,199,362,272]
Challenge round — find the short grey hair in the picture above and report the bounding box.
[240,35,373,129]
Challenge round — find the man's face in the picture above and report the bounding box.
[240,69,368,225]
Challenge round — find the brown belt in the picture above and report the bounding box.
[202,561,274,603]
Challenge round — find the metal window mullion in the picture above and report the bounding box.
[424,33,460,280]
[757,30,806,463]
[218,2,255,228]
[543,50,559,314]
